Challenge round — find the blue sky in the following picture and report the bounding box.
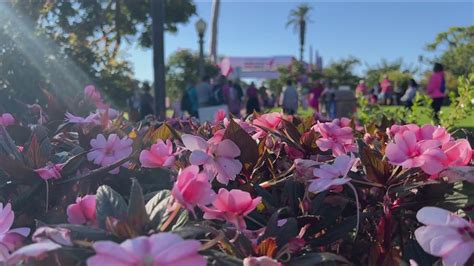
[127,0,474,82]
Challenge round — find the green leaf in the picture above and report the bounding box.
[171,210,189,231]
[439,181,474,213]
[253,184,277,208]
[144,189,189,231]
[288,252,350,266]
[145,190,171,229]
[402,239,438,266]
[127,179,149,232]
[281,119,302,145]
[173,224,214,239]
[310,191,328,214]
[96,185,128,229]
[223,118,259,177]
[52,224,113,242]
[60,150,87,176]
[261,209,298,248]
[0,125,23,160]
[309,213,369,247]
[357,140,391,184]
[201,250,243,266]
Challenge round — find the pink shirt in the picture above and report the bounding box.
[355,84,367,94]
[427,71,445,99]
[380,79,392,94]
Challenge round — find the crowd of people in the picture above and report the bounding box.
[176,73,349,120]
[179,75,278,118]
[127,82,155,121]
[356,62,447,121]
[132,62,447,123]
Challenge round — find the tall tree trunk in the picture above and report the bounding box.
[209,0,220,64]
[299,20,305,62]
[151,0,166,120]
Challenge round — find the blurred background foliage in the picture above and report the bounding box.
[0,0,196,109]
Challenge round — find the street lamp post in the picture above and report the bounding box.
[195,18,207,79]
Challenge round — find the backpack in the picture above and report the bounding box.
[440,76,446,94]
[211,85,224,105]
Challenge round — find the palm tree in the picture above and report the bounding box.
[286,3,312,62]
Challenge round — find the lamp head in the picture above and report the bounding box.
[195,18,207,36]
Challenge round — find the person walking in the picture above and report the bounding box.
[196,75,212,107]
[181,80,199,118]
[401,79,418,109]
[139,82,154,119]
[355,79,367,96]
[281,80,299,115]
[380,75,393,105]
[321,80,337,119]
[246,82,260,115]
[427,63,446,123]
[393,82,403,105]
[127,88,141,122]
[223,80,241,117]
[309,80,324,112]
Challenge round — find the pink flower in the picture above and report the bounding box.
[215,109,227,123]
[87,134,133,174]
[417,124,451,144]
[32,227,72,246]
[313,121,356,157]
[97,108,119,120]
[441,166,474,183]
[208,129,225,144]
[224,118,255,134]
[363,133,374,144]
[0,113,14,127]
[309,154,355,193]
[0,203,30,262]
[171,166,215,213]
[181,134,242,185]
[252,112,282,139]
[86,232,206,266]
[209,119,255,144]
[66,195,97,226]
[201,188,261,230]
[333,117,363,131]
[34,163,63,180]
[283,144,304,160]
[294,159,320,179]
[243,256,282,266]
[385,130,447,175]
[441,139,472,168]
[6,242,61,265]
[387,124,451,145]
[386,124,419,138]
[65,112,100,125]
[415,207,474,266]
[84,85,103,104]
[140,139,175,168]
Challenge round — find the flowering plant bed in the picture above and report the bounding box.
[0,86,472,266]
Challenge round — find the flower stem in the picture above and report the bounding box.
[245,215,265,228]
[160,203,181,231]
[347,182,360,238]
[44,180,49,213]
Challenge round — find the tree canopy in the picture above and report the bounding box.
[0,0,196,108]
[166,49,220,101]
[426,26,474,77]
